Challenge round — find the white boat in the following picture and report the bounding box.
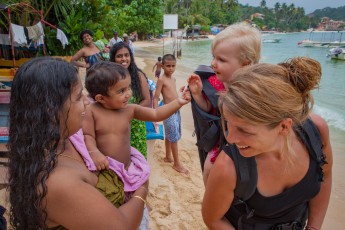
[263,38,282,43]
[328,40,345,48]
[327,47,345,60]
[298,39,326,47]
[298,31,345,48]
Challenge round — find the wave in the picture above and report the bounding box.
[313,105,345,131]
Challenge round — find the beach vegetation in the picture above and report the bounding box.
[1,1,344,56]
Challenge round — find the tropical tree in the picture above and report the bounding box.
[113,0,164,39]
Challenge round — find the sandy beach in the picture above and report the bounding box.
[1,38,345,229]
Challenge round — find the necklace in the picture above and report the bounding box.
[59,154,85,164]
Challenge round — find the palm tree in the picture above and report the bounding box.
[0,0,75,28]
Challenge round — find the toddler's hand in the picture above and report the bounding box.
[90,151,110,171]
[177,86,191,105]
[187,74,203,95]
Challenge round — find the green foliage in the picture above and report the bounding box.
[238,2,310,32]
[46,0,116,55]
[1,0,342,57]
[113,0,164,39]
[45,9,86,56]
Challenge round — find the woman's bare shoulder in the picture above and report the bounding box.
[47,163,92,188]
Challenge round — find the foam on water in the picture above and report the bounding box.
[314,104,345,131]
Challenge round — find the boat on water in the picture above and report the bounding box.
[298,31,345,48]
[327,47,345,60]
[263,38,282,43]
[298,39,345,48]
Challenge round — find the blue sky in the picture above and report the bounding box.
[238,0,345,13]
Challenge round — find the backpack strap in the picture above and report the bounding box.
[201,79,219,110]
[294,118,327,181]
[191,98,221,152]
[223,144,257,201]
[194,65,219,110]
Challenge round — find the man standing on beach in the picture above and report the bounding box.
[107,31,122,48]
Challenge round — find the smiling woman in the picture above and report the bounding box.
[71,30,109,69]
[202,57,332,230]
[7,57,148,230]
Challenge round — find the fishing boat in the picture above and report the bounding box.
[327,47,345,60]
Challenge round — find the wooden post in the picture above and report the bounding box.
[7,7,16,67]
[40,10,46,56]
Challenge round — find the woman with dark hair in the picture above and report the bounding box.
[8,57,148,230]
[110,42,150,157]
[71,29,109,69]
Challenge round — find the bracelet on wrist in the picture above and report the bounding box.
[132,195,146,206]
[306,226,319,230]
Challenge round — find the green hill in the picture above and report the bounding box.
[309,6,345,21]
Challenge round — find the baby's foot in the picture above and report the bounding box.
[163,157,173,163]
[172,164,189,175]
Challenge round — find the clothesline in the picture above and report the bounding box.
[2,2,69,67]
[7,21,69,49]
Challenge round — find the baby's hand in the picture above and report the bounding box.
[177,86,191,105]
[90,150,110,171]
[187,74,203,95]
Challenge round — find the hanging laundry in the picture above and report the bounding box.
[36,22,44,46]
[27,23,43,41]
[56,29,68,49]
[0,34,10,45]
[10,23,27,46]
[23,27,32,46]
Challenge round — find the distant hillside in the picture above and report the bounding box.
[309,6,345,21]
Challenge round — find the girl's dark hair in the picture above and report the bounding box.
[79,29,93,41]
[8,57,78,229]
[85,61,129,99]
[109,42,147,101]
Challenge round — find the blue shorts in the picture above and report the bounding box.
[163,111,181,143]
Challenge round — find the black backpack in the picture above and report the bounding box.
[190,65,225,171]
[223,118,327,230]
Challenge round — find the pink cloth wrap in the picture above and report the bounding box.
[69,129,150,192]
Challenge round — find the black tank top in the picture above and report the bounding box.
[224,119,324,230]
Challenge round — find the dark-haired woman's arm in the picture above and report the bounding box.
[138,72,150,107]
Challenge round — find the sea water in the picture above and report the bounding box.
[141,32,345,150]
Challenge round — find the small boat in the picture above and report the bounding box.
[263,38,282,43]
[298,39,325,47]
[327,47,345,60]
